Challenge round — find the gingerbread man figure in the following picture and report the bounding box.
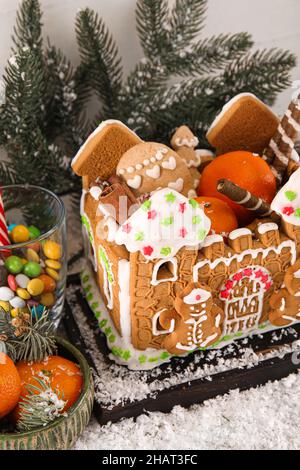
[158,283,224,355]
[269,260,300,326]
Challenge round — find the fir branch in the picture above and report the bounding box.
[12,0,43,53]
[168,0,207,49]
[136,0,169,59]
[17,377,66,432]
[164,32,254,75]
[75,8,123,116]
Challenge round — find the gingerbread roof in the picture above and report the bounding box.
[271,167,300,226]
[115,188,211,260]
[71,120,142,181]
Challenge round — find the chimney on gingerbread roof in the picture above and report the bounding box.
[71,120,142,188]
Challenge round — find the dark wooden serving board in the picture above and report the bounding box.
[64,274,300,425]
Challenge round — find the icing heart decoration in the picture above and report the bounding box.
[162,156,177,170]
[127,174,142,189]
[146,165,160,179]
[168,178,184,192]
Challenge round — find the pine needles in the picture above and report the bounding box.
[0,0,297,192]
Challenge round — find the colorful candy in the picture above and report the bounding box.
[0,301,10,312]
[16,288,31,300]
[38,274,56,293]
[15,273,29,289]
[45,259,61,270]
[40,292,55,307]
[27,278,44,296]
[0,286,14,301]
[10,225,30,243]
[5,256,23,274]
[46,267,60,281]
[23,261,42,278]
[7,274,17,292]
[28,225,41,240]
[26,248,40,263]
[9,296,26,309]
[43,241,61,260]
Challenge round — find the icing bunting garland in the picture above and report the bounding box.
[271,167,300,226]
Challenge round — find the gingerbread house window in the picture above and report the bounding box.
[151,258,178,286]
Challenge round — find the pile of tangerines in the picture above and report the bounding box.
[0,352,82,428]
[195,150,277,235]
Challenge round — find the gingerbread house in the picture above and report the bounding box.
[72,110,300,370]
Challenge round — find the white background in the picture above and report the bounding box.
[0,0,300,114]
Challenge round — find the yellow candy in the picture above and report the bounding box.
[27,278,44,296]
[40,292,55,307]
[0,301,10,312]
[11,225,30,243]
[16,288,31,300]
[43,241,61,260]
[46,268,60,281]
[10,308,19,318]
[26,248,40,263]
[45,259,61,270]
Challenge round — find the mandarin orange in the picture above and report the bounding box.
[0,352,21,419]
[198,151,276,225]
[195,196,238,235]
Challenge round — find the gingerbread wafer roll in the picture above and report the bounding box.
[217,178,280,222]
[263,95,300,184]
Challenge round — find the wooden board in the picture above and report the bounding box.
[64,274,300,425]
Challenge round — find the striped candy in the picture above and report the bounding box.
[0,191,10,248]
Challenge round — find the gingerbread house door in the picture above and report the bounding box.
[219,266,272,336]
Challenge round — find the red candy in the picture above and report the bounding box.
[7,274,17,291]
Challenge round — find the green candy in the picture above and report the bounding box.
[23,261,42,278]
[28,225,41,240]
[4,255,23,274]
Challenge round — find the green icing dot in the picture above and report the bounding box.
[197,228,206,240]
[91,302,99,310]
[160,247,171,256]
[160,351,170,359]
[165,192,176,203]
[295,208,300,218]
[189,198,199,208]
[149,356,159,363]
[82,274,89,283]
[192,215,201,225]
[138,355,147,364]
[109,334,116,343]
[285,190,297,201]
[86,293,93,301]
[95,311,101,319]
[84,285,91,293]
[135,231,145,241]
[141,200,151,211]
[160,216,174,226]
[111,346,122,358]
[123,350,131,360]
[99,319,108,328]
[104,327,112,335]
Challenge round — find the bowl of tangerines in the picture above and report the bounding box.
[0,308,94,450]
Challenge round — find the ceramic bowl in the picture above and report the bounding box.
[0,336,94,450]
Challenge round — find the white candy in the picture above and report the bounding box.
[9,296,26,308]
[0,286,14,301]
[16,273,30,289]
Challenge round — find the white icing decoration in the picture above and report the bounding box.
[80,190,98,270]
[183,288,211,305]
[286,109,300,133]
[168,178,184,192]
[187,189,197,198]
[175,136,199,148]
[193,179,200,189]
[89,186,102,201]
[162,156,177,170]
[151,258,178,286]
[127,174,142,189]
[118,259,131,340]
[271,167,300,226]
[135,164,143,170]
[229,228,252,240]
[201,234,223,247]
[150,157,156,163]
[269,140,289,165]
[72,119,139,167]
[127,166,135,173]
[152,309,175,336]
[257,223,278,235]
[98,246,114,310]
[193,240,297,283]
[115,188,211,260]
[294,269,300,279]
[119,168,125,175]
[146,164,160,179]
[96,217,119,243]
[143,159,150,166]
[291,148,300,163]
[186,152,201,168]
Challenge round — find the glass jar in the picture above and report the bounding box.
[0,185,67,329]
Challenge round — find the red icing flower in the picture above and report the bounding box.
[261,274,269,283]
[179,227,188,238]
[195,294,201,301]
[243,268,252,277]
[282,206,295,216]
[220,290,230,299]
[147,210,157,220]
[255,270,263,278]
[233,272,243,281]
[143,245,154,257]
[225,280,234,290]
[179,203,186,213]
[122,223,132,234]
[264,281,272,291]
